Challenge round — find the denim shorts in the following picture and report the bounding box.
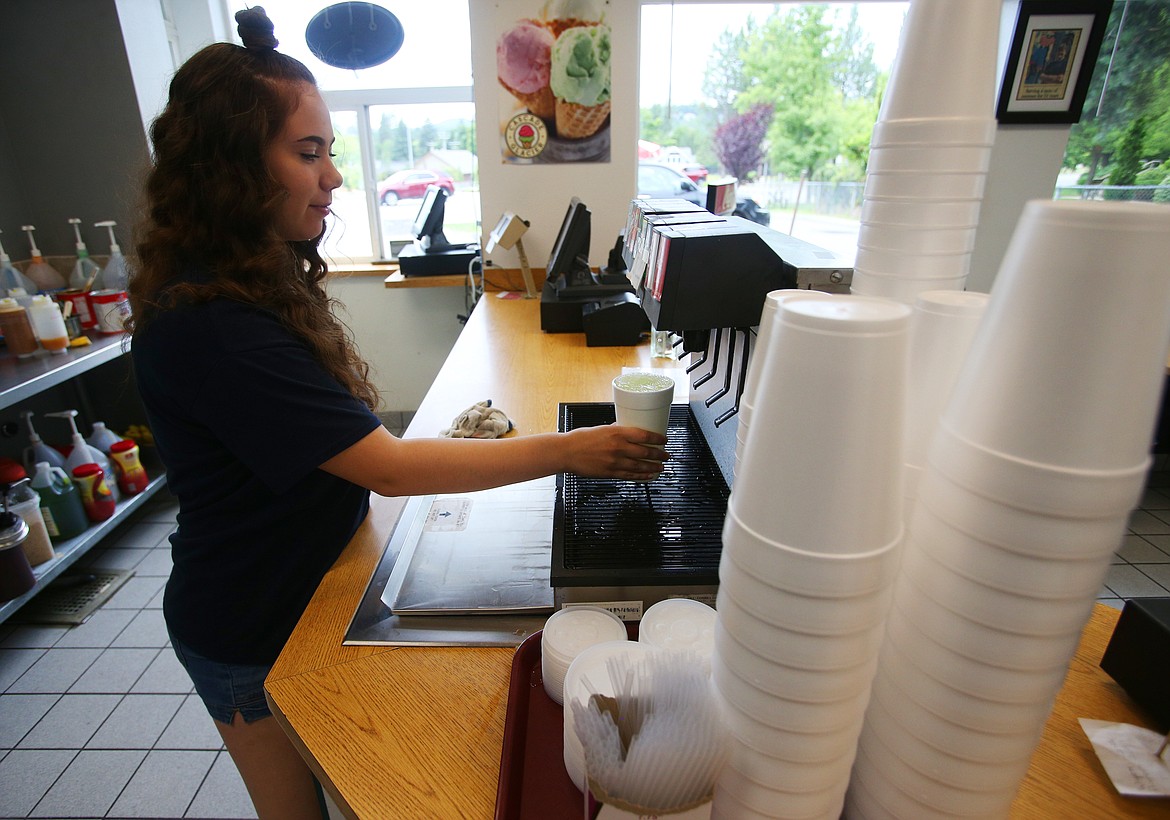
[169,631,273,724]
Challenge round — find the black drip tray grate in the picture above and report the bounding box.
[552,403,730,587]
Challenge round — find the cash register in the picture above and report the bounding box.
[397,185,479,277]
[539,197,650,345]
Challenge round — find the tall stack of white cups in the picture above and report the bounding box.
[734,289,825,478]
[847,200,1170,818]
[850,0,1001,304]
[902,290,989,504]
[712,295,911,818]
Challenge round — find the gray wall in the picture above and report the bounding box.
[0,0,150,258]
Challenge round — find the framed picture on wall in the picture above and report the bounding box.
[996,0,1113,124]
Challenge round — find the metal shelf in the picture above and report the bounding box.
[0,473,168,624]
[0,333,130,411]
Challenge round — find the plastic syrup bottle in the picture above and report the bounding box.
[0,229,37,296]
[95,221,129,292]
[72,464,115,522]
[48,410,121,502]
[27,295,69,354]
[20,225,67,292]
[67,218,102,290]
[0,297,39,358]
[21,412,66,475]
[31,461,88,541]
[86,421,123,454]
[0,468,55,568]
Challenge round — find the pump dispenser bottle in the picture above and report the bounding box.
[20,225,67,292]
[47,410,121,502]
[30,461,88,541]
[21,412,66,475]
[94,221,129,292]
[0,230,37,296]
[86,422,123,454]
[67,218,102,290]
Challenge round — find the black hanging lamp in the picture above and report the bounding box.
[305,2,404,70]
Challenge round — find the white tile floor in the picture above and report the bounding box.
[1,459,1169,818]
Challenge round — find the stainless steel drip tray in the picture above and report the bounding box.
[344,478,556,647]
[553,403,730,589]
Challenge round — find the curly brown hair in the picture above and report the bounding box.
[129,7,379,411]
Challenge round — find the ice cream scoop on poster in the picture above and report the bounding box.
[497,0,612,164]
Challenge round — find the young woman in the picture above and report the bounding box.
[128,9,666,818]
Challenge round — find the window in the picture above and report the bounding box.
[260,1,478,262]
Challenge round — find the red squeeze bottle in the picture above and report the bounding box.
[72,463,116,522]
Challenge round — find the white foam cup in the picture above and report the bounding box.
[916,463,1132,560]
[882,603,1074,703]
[718,556,895,636]
[871,117,998,146]
[890,574,1088,671]
[857,222,978,254]
[715,763,845,819]
[849,270,968,305]
[715,620,877,703]
[722,507,902,597]
[864,170,988,200]
[866,144,993,174]
[853,732,1021,816]
[942,200,1170,471]
[853,244,973,279]
[909,499,1118,598]
[711,657,871,733]
[903,291,989,474]
[865,669,1048,758]
[929,425,1151,519]
[871,649,1057,745]
[722,735,857,792]
[861,196,984,227]
[716,588,887,670]
[715,690,864,763]
[878,0,1001,120]
[896,538,1103,637]
[862,687,1037,789]
[732,296,910,554]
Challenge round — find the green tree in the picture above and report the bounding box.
[1065,1,1170,180]
[702,25,752,119]
[415,121,439,159]
[734,6,882,180]
[1107,115,1147,198]
[375,114,395,179]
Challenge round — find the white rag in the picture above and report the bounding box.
[439,399,515,439]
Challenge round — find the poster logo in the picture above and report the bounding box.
[504,114,549,159]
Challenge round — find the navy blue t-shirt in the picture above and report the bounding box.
[132,297,382,665]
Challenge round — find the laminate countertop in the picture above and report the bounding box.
[266,295,1166,819]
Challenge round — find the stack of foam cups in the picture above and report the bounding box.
[712,295,912,819]
[847,200,1170,819]
[734,289,825,478]
[902,290,989,505]
[850,0,1001,304]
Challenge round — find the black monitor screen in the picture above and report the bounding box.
[706,178,737,216]
[412,185,450,250]
[546,197,591,283]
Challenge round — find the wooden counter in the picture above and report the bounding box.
[267,296,1166,819]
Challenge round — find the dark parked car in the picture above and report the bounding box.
[637,162,770,226]
[378,169,455,204]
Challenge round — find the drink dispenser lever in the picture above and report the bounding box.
[714,329,754,427]
[704,328,740,409]
[692,328,723,389]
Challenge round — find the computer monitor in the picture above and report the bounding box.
[546,197,592,285]
[705,178,737,216]
[412,185,452,251]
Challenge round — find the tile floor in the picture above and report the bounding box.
[1,458,1169,819]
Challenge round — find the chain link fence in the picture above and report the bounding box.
[1054,185,1170,203]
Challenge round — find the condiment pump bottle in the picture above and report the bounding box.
[19,226,67,292]
[67,218,101,291]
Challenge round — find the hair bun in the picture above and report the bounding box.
[236,6,279,51]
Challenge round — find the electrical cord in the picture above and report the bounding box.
[459,254,484,324]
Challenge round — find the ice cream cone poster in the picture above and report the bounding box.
[497,1,612,164]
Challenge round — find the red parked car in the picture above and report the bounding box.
[378,169,455,204]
